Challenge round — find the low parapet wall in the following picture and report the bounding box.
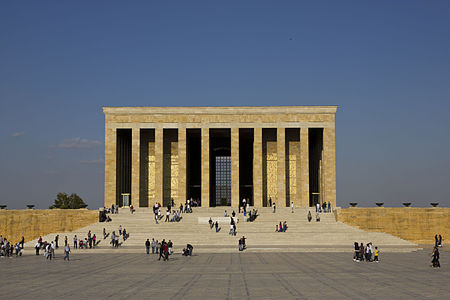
[0,209,98,243]
[335,207,450,244]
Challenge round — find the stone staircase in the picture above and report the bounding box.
[25,207,419,253]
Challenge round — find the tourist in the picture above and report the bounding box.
[35,241,40,255]
[215,221,219,232]
[283,221,288,232]
[130,204,135,214]
[64,244,70,261]
[243,210,247,222]
[154,213,159,224]
[119,226,122,236]
[187,244,193,256]
[374,246,379,262]
[316,212,320,222]
[353,242,359,262]
[55,235,59,249]
[359,243,365,261]
[291,202,294,213]
[316,203,320,213]
[93,234,97,247]
[179,203,183,214]
[269,197,272,207]
[238,238,243,251]
[73,235,77,249]
[64,236,68,246]
[209,217,213,229]
[114,234,119,247]
[165,209,170,222]
[224,210,228,217]
[158,240,166,261]
[275,225,279,232]
[232,210,236,218]
[307,211,312,222]
[51,241,56,258]
[279,221,283,232]
[272,202,276,213]
[168,240,173,255]
[431,246,440,268]
[328,201,331,213]
[123,228,127,241]
[20,236,24,248]
[145,239,150,254]
[438,234,443,247]
[151,238,156,254]
[156,240,159,254]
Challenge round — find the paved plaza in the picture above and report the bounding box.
[1,248,448,299]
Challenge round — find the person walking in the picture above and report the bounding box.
[20,236,24,248]
[307,211,312,222]
[156,240,159,254]
[73,235,78,249]
[158,240,166,261]
[93,234,97,248]
[215,221,219,233]
[64,244,70,261]
[145,239,151,254]
[165,209,170,222]
[291,202,294,213]
[431,247,440,268]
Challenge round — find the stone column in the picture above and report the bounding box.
[231,128,239,207]
[178,127,187,206]
[323,126,337,207]
[253,128,263,207]
[298,128,309,207]
[277,128,286,207]
[154,128,164,206]
[104,127,116,208]
[131,127,140,207]
[201,128,210,207]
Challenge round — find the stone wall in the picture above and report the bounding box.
[0,209,98,243]
[335,208,450,244]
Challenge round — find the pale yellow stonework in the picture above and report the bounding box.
[103,106,337,208]
[253,128,263,207]
[277,128,286,207]
[201,128,210,207]
[231,128,239,207]
[131,127,140,207]
[178,127,187,205]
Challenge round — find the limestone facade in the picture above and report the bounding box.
[104,106,337,208]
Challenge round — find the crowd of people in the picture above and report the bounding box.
[144,238,177,261]
[110,225,129,247]
[275,221,288,232]
[153,202,183,224]
[353,242,379,262]
[0,235,24,257]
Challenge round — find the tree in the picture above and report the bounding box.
[49,193,88,209]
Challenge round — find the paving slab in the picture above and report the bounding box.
[1,249,447,299]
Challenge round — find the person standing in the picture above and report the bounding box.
[55,235,59,249]
[165,209,170,222]
[20,236,24,248]
[64,244,70,261]
[272,202,276,213]
[156,240,159,254]
[35,242,40,255]
[73,235,77,249]
[291,202,294,213]
[158,240,166,261]
[438,234,443,247]
[431,247,440,268]
[374,246,379,262]
[151,238,156,254]
[328,202,331,213]
[269,197,272,207]
[51,241,56,259]
[215,221,219,233]
[145,239,151,254]
[93,234,97,248]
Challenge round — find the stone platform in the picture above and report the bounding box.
[1,250,448,299]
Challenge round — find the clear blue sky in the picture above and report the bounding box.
[1,1,449,209]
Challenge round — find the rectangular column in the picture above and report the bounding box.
[178,127,187,206]
[154,128,164,206]
[253,128,263,207]
[231,128,239,207]
[104,127,117,208]
[201,128,210,207]
[323,127,337,208]
[277,128,286,207]
[298,128,309,207]
[131,127,140,207]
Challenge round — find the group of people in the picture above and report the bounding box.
[353,242,379,262]
[0,235,24,257]
[316,202,332,213]
[144,238,174,261]
[73,231,98,249]
[275,221,288,232]
[434,234,443,248]
[153,203,183,224]
[110,225,128,247]
[306,210,320,222]
[34,235,71,261]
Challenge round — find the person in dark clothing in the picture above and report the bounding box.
[55,235,59,249]
[20,236,24,248]
[307,211,312,222]
[158,240,166,261]
[145,239,150,254]
[431,247,440,268]
[187,244,193,256]
[232,211,236,218]
[163,243,169,261]
[435,234,438,247]
[215,221,219,232]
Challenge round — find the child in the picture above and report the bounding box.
[374,246,379,262]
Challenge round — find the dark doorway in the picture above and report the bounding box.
[210,129,231,206]
[309,128,323,207]
[116,129,131,206]
[187,129,201,203]
[239,128,253,205]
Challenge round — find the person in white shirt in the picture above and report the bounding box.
[291,202,294,213]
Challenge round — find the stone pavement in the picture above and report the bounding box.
[1,249,448,299]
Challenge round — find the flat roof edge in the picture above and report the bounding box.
[102,106,338,115]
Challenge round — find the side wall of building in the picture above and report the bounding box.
[0,209,98,243]
[335,208,450,244]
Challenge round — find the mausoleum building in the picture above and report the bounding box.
[103,106,337,208]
